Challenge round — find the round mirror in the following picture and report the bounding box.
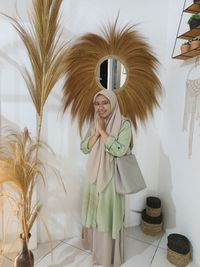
[96,57,127,90]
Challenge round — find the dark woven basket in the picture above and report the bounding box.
[142,209,162,224]
[167,234,190,255]
[146,196,161,209]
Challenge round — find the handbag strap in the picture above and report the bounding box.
[122,118,133,152]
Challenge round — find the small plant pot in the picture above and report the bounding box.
[188,19,200,30]
[181,44,190,54]
[190,40,200,50]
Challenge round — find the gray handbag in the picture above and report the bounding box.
[115,153,146,195]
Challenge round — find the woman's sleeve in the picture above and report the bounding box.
[80,136,91,154]
[105,120,132,157]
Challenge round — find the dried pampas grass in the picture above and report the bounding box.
[0,0,68,243]
[0,128,45,240]
[2,0,69,144]
[62,19,162,133]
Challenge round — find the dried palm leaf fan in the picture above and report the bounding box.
[62,19,162,133]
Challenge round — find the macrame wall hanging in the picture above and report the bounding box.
[62,19,162,134]
[183,57,200,158]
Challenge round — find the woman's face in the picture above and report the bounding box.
[94,94,112,119]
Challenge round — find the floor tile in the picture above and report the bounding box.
[158,233,168,249]
[34,240,62,264]
[4,240,61,264]
[151,248,197,267]
[122,235,157,267]
[2,226,199,267]
[63,236,90,253]
[125,225,163,247]
[35,242,93,267]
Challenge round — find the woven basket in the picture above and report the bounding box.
[167,248,191,267]
[142,209,162,224]
[141,220,163,236]
[168,234,190,255]
[146,206,161,217]
[146,196,161,209]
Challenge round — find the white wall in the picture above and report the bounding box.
[0,0,167,241]
[157,0,200,265]
[1,0,200,265]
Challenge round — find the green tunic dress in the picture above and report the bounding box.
[81,120,132,239]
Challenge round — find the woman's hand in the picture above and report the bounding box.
[96,115,105,134]
[96,115,109,144]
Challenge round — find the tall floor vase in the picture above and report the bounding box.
[14,233,34,267]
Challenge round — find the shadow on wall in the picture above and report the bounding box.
[0,115,38,252]
[157,144,176,230]
[37,150,85,243]
[0,115,20,132]
[0,116,20,247]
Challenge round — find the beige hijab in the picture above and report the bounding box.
[86,89,124,192]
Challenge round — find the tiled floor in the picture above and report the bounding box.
[0,226,199,267]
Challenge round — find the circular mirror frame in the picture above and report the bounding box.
[63,21,161,133]
[95,55,128,91]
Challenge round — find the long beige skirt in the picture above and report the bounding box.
[82,227,124,267]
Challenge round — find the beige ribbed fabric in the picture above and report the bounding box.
[82,227,124,267]
[86,89,123,192]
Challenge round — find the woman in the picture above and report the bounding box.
[80,89,132,267]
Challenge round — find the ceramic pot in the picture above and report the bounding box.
[14,233,34,267]
[190,40,200,50]
[181,44,190,54]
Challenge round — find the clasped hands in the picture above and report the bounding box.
[88,115,108,149]
[93,115,105,138]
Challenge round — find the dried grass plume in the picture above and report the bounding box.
[0,128,45,240]
[2,0,69,145]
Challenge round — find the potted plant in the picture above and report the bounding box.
[189,36,200,50]
[0,128,47,267]
[188,13,200,30]
[181,41,190,53]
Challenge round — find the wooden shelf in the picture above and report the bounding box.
[172,1,200,60]
[178,26,200,40]
[173,47,200,60]
[184,3,200,13]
